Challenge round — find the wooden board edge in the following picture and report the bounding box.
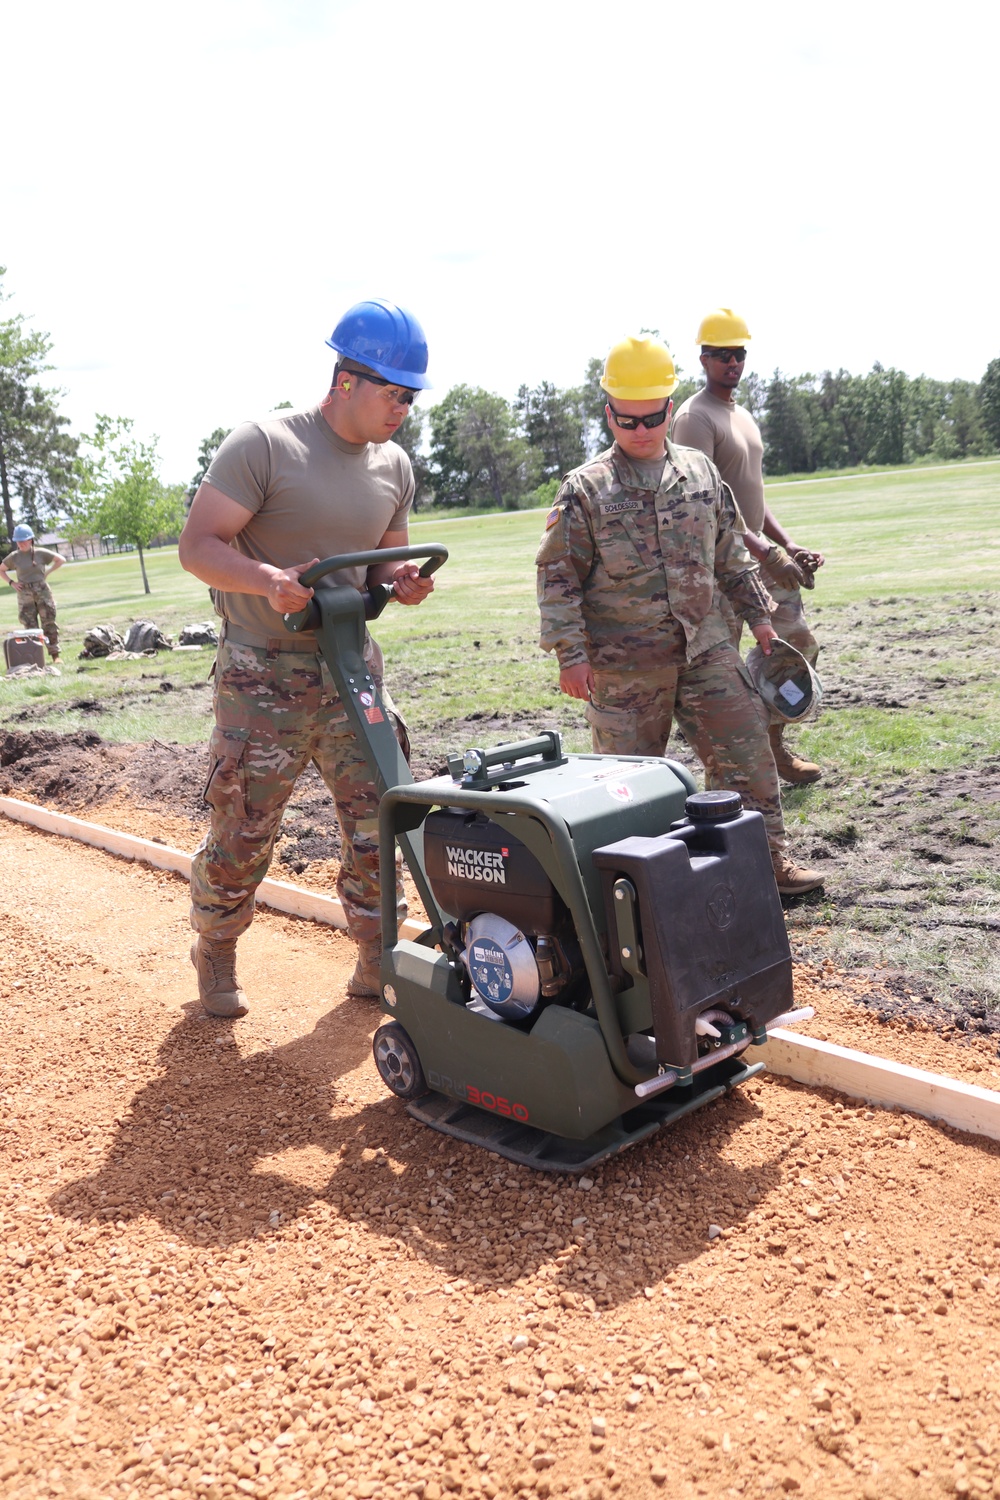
[749,1028,1000,1143]
[2,794,344,931]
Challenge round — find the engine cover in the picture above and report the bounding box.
[423,809,562,930]
[460,913,540,1021]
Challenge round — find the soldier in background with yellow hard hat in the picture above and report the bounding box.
[672,309,825,784]
[536,335,823,896]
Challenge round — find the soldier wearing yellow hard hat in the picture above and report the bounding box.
[672,309,826,785]
[535,333,823,897]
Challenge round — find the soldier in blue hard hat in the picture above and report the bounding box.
[179,300,434,1017]
[1,524,65,661]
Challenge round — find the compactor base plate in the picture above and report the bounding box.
[406,1059,766,1173]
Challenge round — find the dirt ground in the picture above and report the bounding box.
[3,811,1000,1500]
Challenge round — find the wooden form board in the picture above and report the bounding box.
[749,1028,1000,1144]
[0,796,426,941]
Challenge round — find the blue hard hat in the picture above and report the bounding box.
[12,524,34,542]
[326,300,431,390]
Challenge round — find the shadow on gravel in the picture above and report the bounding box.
[309,1089,786,1311]
[52,1006,782,1309]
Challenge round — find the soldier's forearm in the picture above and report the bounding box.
[540,619,589,668]
[761,505,794,550]
[741,530,770,562]
[179,533,283,597]
[721,567,773,626]
[538,604,589,669]
[553,643,591,670]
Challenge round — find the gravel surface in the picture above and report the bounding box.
[2,815,1000,1500]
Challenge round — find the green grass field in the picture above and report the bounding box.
[2,457,999,749]
[4,453,998,624]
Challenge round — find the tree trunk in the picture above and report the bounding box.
[137,542,151,594]
[486,454,505,509]
[0,428,14,540]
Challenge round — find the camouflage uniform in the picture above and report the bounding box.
[16,581,59,652]
[2,546,60,653]
[189,632,406,946]
[536,441,787,850]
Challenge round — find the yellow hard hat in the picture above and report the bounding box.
[600,336,679,400]
[696,308,752,347]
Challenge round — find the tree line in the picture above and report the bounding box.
[744,364,1000,475]
[401,357,1000,507]
[4,266,1000,556]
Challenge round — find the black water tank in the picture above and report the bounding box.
[593,802,793,1069]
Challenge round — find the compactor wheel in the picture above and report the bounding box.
[373,1023,428,1101]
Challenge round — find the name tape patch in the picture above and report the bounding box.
[599,499,643,516]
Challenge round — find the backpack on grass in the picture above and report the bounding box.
[79,625,125,659]
[123,621,173,653]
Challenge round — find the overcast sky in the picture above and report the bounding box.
[6,0,999,484]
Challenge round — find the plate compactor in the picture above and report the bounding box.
[286,546,810,1173]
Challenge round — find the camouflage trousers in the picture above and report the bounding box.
[17,581,58,652]
[189,637,407,946]
[586,641,785,851]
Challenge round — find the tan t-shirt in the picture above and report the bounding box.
[205,404,414,641]
[2,547,58,586]
[671,388,766,535]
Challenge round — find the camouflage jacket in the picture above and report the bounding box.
[536,442,772,671]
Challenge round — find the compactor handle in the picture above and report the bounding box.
[447,731,568,788]
[299,545,448,590]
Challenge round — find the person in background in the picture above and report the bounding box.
[0,524,64,662]
[672,309,825,784]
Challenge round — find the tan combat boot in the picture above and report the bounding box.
[768,724,822,785]
[190,937,249,1017]
[770,850,824,897]
[347,939,382,999]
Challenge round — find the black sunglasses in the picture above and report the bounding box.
[606,400,671,431]
[705,348,747,364]
[353,371,418,406]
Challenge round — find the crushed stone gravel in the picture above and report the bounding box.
[2,815,1000,1500]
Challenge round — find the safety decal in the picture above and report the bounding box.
[364,706,385,724]
[359,690,375,707]
[606,780,633,802]
[469,939,515,1005]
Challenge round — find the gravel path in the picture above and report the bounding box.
[2,817,1000,1500]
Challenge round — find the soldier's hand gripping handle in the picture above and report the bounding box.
[265,559,321,614]
[292,545,449,625]
[298,545,448,592]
